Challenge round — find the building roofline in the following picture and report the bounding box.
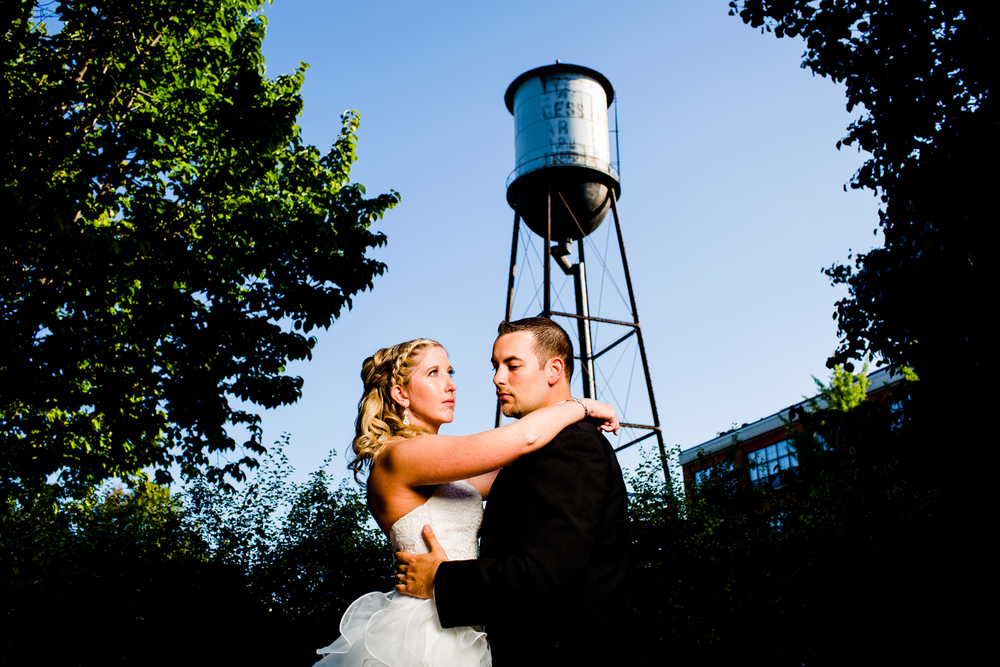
[678,367,904,466]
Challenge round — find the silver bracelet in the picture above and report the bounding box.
[563,396,588,418]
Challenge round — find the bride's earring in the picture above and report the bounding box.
[403,408,410,427]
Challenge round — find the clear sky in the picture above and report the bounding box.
[246,0,882,485]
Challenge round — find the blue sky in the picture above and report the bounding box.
[247,1,882,484]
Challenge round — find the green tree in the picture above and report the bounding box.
[627,449,790,664]
[1,481,253,665]
[725,7,988,650]
[627,366,949,664]
[1,0,399,500]
[185,440,392,663]
[3,440,392,665]
[813,363,869,412]
[727,1,992,386]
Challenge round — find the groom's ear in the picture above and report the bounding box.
[545,356,565,387]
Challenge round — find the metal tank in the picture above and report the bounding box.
[505,63,620,241]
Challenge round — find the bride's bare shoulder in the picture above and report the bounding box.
[371,436,411,471]
[375,433,440,472]
[367,440,435,532]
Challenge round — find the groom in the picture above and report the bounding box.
[397,317,629,667]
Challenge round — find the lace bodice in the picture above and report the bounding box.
[388,481,483,561]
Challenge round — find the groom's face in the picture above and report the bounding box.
[492,331,550,419]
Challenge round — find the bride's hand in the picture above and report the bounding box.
[581,398,620,435]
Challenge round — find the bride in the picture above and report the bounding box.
[315,338,618,666]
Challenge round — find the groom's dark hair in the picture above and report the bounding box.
[497,317,574,381]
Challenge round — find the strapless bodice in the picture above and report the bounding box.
[388,481,483,560]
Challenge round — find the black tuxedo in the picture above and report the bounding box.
[434,421,629,667]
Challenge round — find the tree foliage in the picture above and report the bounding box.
[728,1,993,387]
[184,440,392,663]
[813,362,869,412]
[627,370,950,664]
[2,439,392,665]
[1,0,399,500]
[726,9,990,631]
[628,449,790,663]
[1,480,233,664]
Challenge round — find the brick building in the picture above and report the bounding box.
[679,366,903,489]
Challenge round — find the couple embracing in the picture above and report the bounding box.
[317,317,629,667]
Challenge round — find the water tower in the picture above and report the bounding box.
[500,63,667,475]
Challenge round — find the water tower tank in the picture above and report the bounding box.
[505,63,620,241]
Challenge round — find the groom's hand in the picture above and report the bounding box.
[395,524,449,599]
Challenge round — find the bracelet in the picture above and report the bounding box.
[562,396,588,418]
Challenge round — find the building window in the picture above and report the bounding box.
[890,399,905,431]
[694,467,713,485]
[748,439,798,484]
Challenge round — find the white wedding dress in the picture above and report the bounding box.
[315,481,491,666]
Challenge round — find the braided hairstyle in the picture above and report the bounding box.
[349,338,441,483]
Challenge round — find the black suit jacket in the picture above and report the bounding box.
[435,421,629,666]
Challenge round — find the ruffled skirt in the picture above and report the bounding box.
[316,590,491,667]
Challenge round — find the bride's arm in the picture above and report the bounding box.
[379,398,618,488]
[468,470,499,499]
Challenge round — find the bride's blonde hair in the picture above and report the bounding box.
[349,338,441,483]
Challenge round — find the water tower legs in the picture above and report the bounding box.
[573,239,596,400]
[503,210,521,324]
[609,191,669,481]
[498,188,670,484]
